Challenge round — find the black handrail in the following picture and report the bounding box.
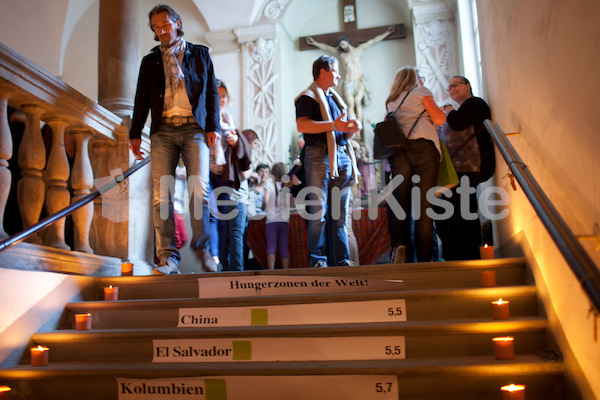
[484,120,600,313]
[0,157,151,253]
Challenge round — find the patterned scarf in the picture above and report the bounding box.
[160,38,186,110]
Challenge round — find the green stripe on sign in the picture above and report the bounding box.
[205,379,227,400]
[232,340,252,360]
[251,308,268,325]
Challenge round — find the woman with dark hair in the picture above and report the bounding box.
[384,66,446,263]
[436,75,495,260]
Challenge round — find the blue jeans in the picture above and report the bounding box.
[303,143,352,267]
[387,138,439,262]
[151,123,210,263]
[211,172,247,271]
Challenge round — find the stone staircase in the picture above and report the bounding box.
[0,257,566,399]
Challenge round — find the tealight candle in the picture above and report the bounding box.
[492,299,510,319]
[75,313,92,331]
[30,345,49,367]
[493,336,515,360]
[501,384,525,400]
[121,262,133,276]
[480,244,495,259]
[480,270,496,287]
[104,285,119,301]
[0,386,11,400]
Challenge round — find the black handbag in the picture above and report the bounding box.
[373,88,424,160]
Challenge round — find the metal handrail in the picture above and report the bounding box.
[0,157,151,253]
[484,120,600,313]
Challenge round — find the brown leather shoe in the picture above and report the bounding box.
[196,248,218,272]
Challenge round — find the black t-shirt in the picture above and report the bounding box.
[295,94,347,147]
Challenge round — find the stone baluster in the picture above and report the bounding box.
[44,117,71,250]
[0,90,12,239]
[17,104,46,244]
[69,129,94,253]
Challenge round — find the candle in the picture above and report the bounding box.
[0,386,11,400]
[30,345,49,367]
[121,262,133,276]
[480,244,495,259]
[493,336,515,359]
[104,285,119,301]
[501,384,525,400]
[480,270,496,287]
[75,313,92,331]
[492,299,510,319]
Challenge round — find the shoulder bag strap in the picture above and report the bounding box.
[406,110,426,139]
[390,87,415,115]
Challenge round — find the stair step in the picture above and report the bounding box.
[91,257,529,300]
[30,318,548,363]
[0,356,564,400]
[63,286,539,329]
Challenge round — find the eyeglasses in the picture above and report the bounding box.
[446,81,467,92]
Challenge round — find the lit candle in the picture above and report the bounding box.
[480,244,495,259]
[30,345,49,367]
[0,386,11,400]
[121,262,133,276]
[74,313,92,331]
[104,285,119,301]
[501,384,525,400]
[492,299,510,319]
[493,336,515,360]
[480,270,496,287]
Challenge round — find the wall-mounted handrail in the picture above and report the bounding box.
[0,157,150,254]
[484,120,600,313]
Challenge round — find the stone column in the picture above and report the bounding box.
[44,117,71,250]
[0,89,12,239]
[234,24,281,167]
[408,0,459,104]
[98,0,141,120]
[17,104,46,244]
[70,129,94,254]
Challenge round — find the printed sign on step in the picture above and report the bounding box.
[197,275,404,298]
[116,375,399,400]
[177,299,407,327]
[152,336,406,362]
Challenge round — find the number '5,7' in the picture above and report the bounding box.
[375,382,393,393]
[387,307,402,316]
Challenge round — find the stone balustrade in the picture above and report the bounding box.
[0,42,145,257]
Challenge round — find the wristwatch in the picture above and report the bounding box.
[330,122,337,131]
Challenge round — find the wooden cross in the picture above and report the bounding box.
[298,0,405,51]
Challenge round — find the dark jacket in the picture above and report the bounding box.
[223,132,252,190]
[130,42,220,140]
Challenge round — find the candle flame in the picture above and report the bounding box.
[0,386,11,392]
[484,244,489,248]
[501,384,525,392]
[108,285,113,289]
[493,336,514,342]
[37,345,44,351]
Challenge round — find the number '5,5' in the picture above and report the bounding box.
[387,307,402,316]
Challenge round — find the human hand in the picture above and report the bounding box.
[387,25,395,34]
[129,138,144,160]
[306,37,315,45]
[226,130,239,147]
[207,131,218,147]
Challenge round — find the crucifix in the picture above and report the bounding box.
[299,0,406,123]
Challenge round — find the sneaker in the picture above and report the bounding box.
[196,248,218,272]
[393,245,406,264]
[153,257,180,275]
[312,260,328,268]
[338,260,358,267]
